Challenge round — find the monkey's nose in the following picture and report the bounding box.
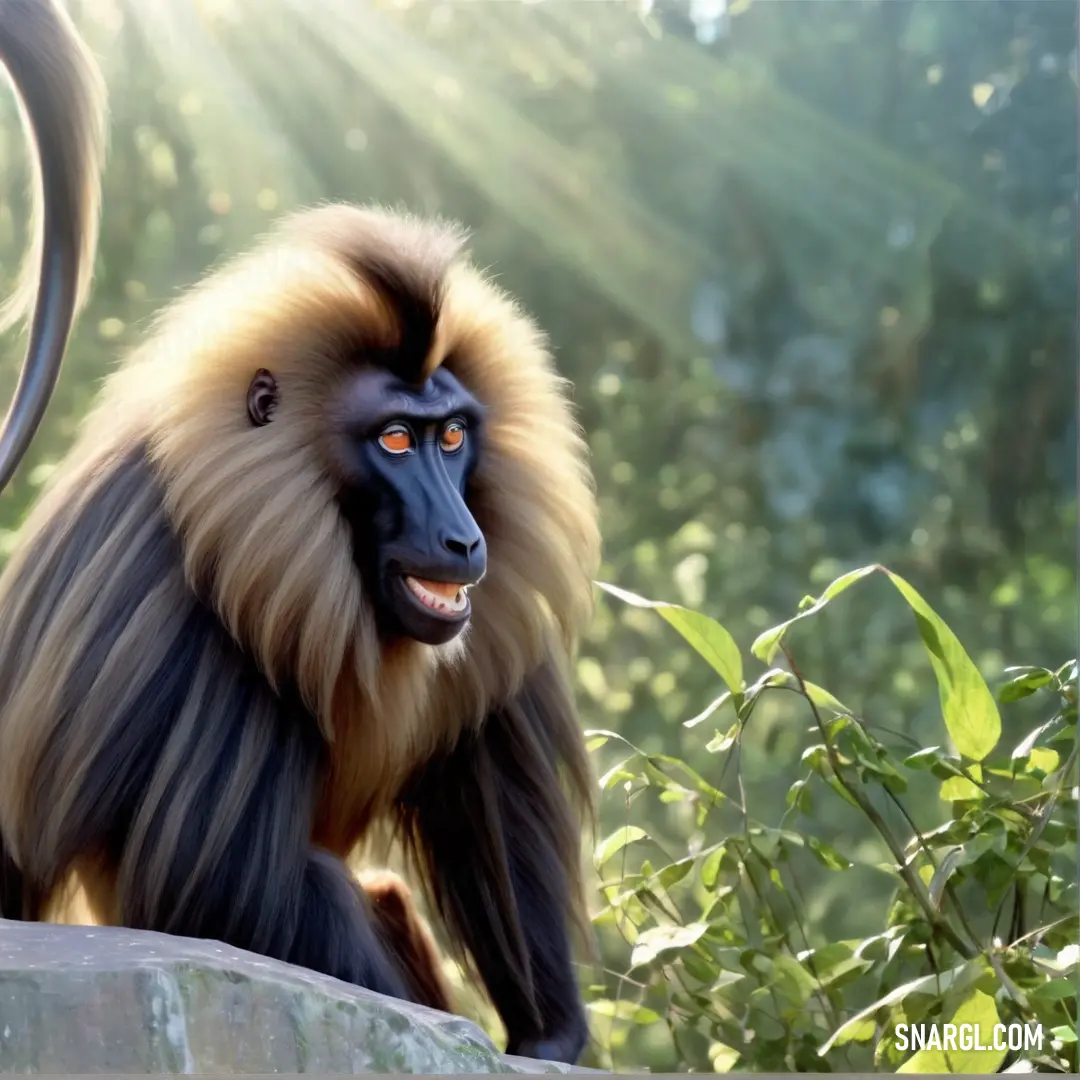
[443,536,481,558]
[439,528,486,583]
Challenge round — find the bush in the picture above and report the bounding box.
[585,565,1077,1073]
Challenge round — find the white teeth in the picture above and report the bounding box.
[405,576,468,615]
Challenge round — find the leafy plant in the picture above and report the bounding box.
[585,566,1077,1073]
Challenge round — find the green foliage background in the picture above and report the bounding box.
[587,572,1076,1073]
[0,0,1075,1072]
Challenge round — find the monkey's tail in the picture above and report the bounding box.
[0,0,106,491]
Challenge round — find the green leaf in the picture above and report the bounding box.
[818,955,874,990]
[684,690,733,729]
[751,565,879,663]
[709,969,745,994]
[1012,718,1063,762]
[708,1042,740,1072]
[700,844,726,888]
[584,734,610,752]
[596,825,647,866]
[1030,978,1075,1004]
[752,565,1002,761]
[929,758,968,781]
[645,753,727,805]
[786,777,812,813]
[769,953,818,1008]
[597,581,743,694]
[833,1017,876,1045]
[806,835,851,870]
[706,722,738,754]
[954,831,1006,867]
[766,669,850,713]
[884,571,1001,761]
[653,857,695,890]
[804,681,850,713]
[584,728,642,753]
[680,953,717,986]
[928,846,964,909]
[658,787,691,803]
[940,764,983,801]
[819,963,970,1054]
[825,773,861,808]
[747,826,781,861]
[1025,747,1060,776]
[938,777,981,800]
[746,668,854,720]
[630,922,709,967]
[800,941,852,971]
[998,668,1053,702]
[599,755,642,790]
[903,746,947,770]
[895,989,1006,1074]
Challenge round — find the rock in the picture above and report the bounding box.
[0,919,587,1074]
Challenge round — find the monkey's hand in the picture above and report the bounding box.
[506,1010,589,1065]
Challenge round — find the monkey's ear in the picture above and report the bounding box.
[247,369,278,426]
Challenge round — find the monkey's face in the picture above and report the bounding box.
[328,365,488,647]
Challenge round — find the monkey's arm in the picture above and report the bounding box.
[360,869,454,1013]
[401,661,591,1064]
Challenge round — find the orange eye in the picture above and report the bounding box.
[379,426,413,454]
[440,422,465,453]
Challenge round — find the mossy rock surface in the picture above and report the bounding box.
[0,919,588,1074]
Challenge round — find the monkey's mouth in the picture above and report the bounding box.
[402,575,470,618]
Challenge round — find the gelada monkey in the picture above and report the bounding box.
[0,0,600,1063]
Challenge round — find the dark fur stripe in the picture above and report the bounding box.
[118,654,315,955]
[358,254,445,385]
[0,449,164,710]
[292,853,411,997]
[0,449,187,884]
[285,206,467,384]
[0,831,36,920]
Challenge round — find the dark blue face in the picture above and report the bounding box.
[335,365,488,646]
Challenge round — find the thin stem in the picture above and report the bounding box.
[991,742,1078,940]
[881,786,983,951]
[781,645,976,960]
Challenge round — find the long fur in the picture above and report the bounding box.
[0,6,601,1057]
[0,204,600,1010]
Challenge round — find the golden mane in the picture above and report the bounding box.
[15,204,599,837]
